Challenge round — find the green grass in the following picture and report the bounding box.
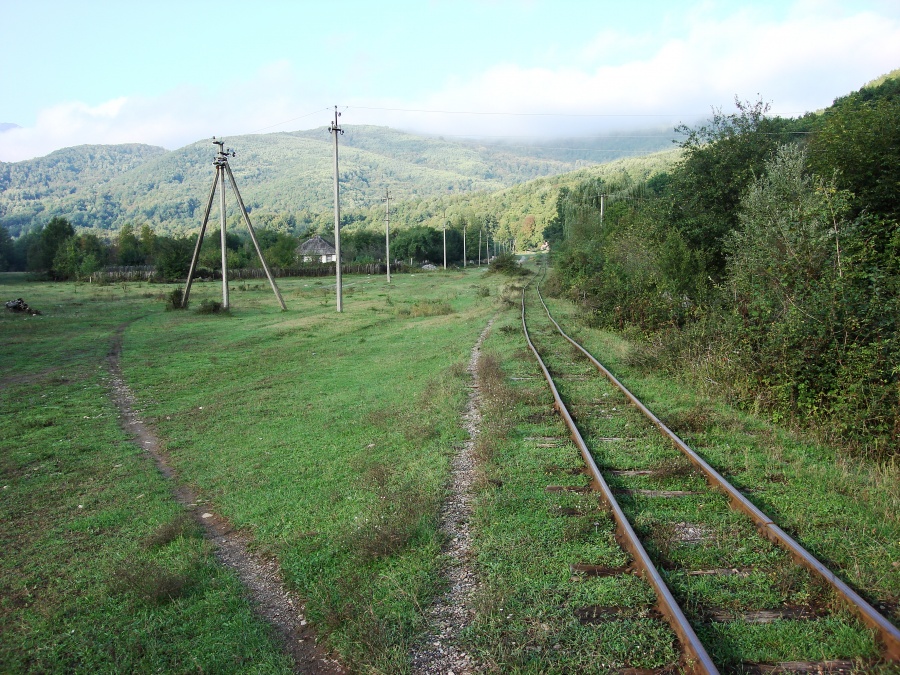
[3,263,898,673]
[0,275,294,673]
[522,271,897,669]
[537,288,900,630]
[0,269,498,673]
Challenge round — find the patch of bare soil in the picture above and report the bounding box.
[409,318,494,675]
[106,325,345,675]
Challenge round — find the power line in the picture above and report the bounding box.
[247,106,333,134]
[348,105,698,118]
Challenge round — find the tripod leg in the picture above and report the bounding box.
[182,170,220,307]
[224,162,287,310]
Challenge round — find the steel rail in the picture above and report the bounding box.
[520,285,720,675]
[534,282,900,662]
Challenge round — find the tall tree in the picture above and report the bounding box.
[28,216,74,277]
[669,98,807,277]
[0,224,12,271]
[117,223,144,265]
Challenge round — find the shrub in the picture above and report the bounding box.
[196,299,227,314]
[488,252,528,276]
[402,299,453,317]
[165,287,187,310]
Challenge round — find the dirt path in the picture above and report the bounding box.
[106,324,345,675]
[409,318,494,674]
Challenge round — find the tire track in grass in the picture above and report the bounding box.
[411,317,494,675]
[106,323,346,675]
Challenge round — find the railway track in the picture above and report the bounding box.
[519,272,900,674]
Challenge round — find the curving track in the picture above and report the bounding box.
[520,271,900,674]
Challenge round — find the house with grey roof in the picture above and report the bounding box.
[297,235,337,263]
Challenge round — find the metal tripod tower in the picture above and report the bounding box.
[182,138,286,310]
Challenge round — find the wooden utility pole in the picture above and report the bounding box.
[383,187,392,283]
[443,206,447,270]
[462,220,467,268]
[329,106,343,312]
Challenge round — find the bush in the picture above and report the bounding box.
[488,252,528,276]
[196,299,227,314]
[165,287,187,310]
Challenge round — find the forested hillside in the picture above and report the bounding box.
[547,72,900,456]
[0,144,167,234]
[0,125,676,239]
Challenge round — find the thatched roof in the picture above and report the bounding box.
[298,235,336,255]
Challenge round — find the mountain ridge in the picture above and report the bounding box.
[0,125,676,237]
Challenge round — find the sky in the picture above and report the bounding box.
[1,0,899,162]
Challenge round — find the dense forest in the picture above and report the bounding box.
[0,142,679,276]
[0,126,677,239]
[547,73,899,456]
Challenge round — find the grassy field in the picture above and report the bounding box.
[2,263,898,674]
[0,269,500,673]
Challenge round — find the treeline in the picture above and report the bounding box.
[0,217,506,281]
[547,76,900,457]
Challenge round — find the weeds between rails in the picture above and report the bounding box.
[515,274,898,673]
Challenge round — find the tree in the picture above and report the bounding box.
[392,226,443,263]
[0,224,12,271]
[117,223,144,265]
[727,144,840,323]
[28,216,74,277]
[140,224,155,262]
[669,98,807,278]
[808,81,900,222]
[50,232,109,280]
[154,235,194,281]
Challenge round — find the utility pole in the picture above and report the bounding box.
[478,229,482,266]
[218,143,228,309]
[600,193,606,226]
[462,220,467,268]
[442,206,447,270]
[329,106,343,312]
[383,187,392,283]
[183,138,286,311]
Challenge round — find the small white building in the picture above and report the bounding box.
[297,235,337,263]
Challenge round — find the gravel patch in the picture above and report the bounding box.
[410,318,494,674]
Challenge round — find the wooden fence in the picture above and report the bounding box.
[96,263,407,282]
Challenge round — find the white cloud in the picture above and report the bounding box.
[0,63,324,162]
[386,5,900,137]
[2,3,898,161]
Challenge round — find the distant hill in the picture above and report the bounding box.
[0,125,677,237]
[0,143,168,235]
[0,123,22,133]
